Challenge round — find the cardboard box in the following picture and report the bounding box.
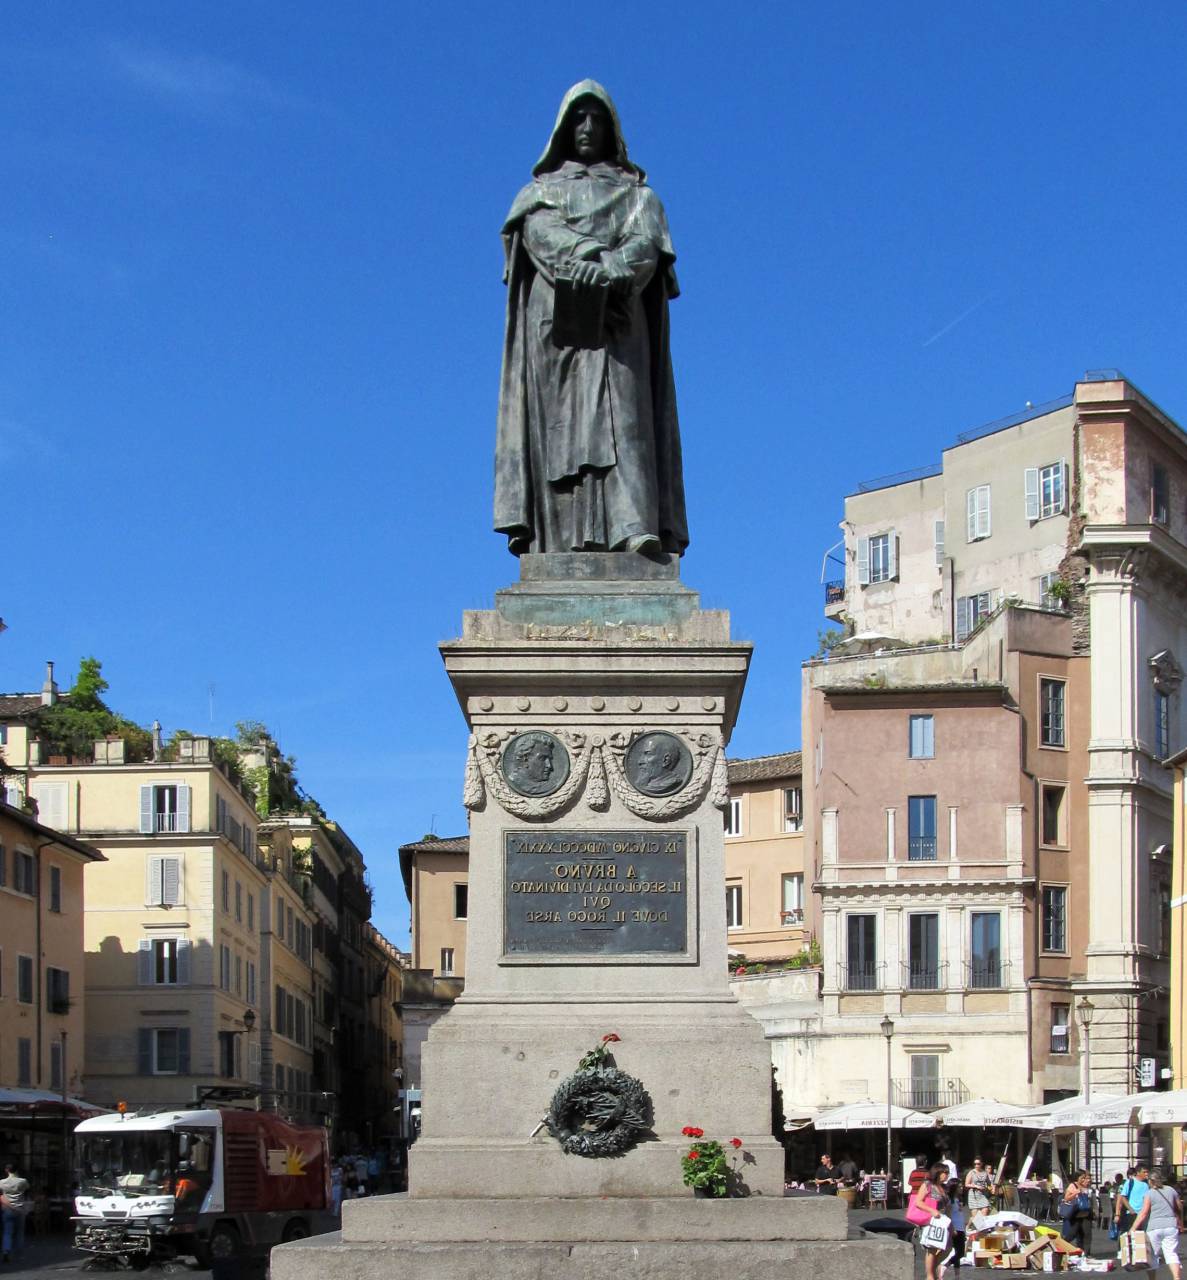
[1040,1252,1067,1272]
[998,1254,1029,1268]
[973,1251,1000,1268]
[1120,1230,1152,1268]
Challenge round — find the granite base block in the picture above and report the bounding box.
[343,1193,846,1242]
[271,1230,913,1280]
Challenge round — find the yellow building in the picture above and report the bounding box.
[723,752,809,962]
[399,835,469,978]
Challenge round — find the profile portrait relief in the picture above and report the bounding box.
[625,732,693,797]
[501,731,571,797]
[494,80,688,558]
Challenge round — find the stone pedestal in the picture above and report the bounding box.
[271,555,912,1280]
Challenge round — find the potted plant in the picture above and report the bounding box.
[680,1127,744,1198]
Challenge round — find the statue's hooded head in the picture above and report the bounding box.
[533,80,642,178]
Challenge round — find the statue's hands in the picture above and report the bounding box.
[567,259,609,288]
[600,254,635,295]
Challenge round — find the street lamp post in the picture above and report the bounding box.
[881,1015,894,1187]
[1077,997,1095,1175]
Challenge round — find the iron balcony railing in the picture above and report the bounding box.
[892,1078,970,1112]
[902,961,948,992]
[153,812,179,833]
[908,836,938,861]
[840,961,883,992]
[964,959,1010,991]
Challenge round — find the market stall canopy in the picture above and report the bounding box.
[0,1087,107,1117]
[929,1098,1029,1127]
[1007,1093,1122,1132]
[1136,1090,1187,1126]
[813,1101,934,1130]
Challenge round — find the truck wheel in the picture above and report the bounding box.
[197,1222,241,1267]
[281,1220,309,1242]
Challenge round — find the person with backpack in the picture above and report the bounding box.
[1116,1164,1149,1235]
[1131,1170,1182,1280]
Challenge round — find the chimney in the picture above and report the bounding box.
[41,661,58,707]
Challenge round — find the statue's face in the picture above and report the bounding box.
[639,737,670,779]
[571,98,610,163]
[521,741,554,782]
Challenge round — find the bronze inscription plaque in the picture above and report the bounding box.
[504,830,688,956]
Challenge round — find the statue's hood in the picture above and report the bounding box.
[532,80,643,178]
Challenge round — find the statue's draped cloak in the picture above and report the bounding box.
[494,80,688,556]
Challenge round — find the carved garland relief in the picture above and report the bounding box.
[464,726,728,821]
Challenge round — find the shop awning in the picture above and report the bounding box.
[813,1101,934,1130]
[0,1088,108,1118]
[928,1098,1030,1127]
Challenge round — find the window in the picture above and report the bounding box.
[1152,461,1169,525]
[909,1055,940,1109]
[247,893,254,932]
[218,1031,239,1079]
[275,895,284,940]
[13,852,35,897]
[235,953,242,996]
[0,844,6,887]
[1040,678,1066,747]
[139,784,190,834]
[145,855,183,907]
[46,966,70,1014]
[275,985,287,1037]
[440,947,455,976]
[50,1039,63,1091]
[724,798,742,837]
[18,955,33,1004]
[287,906,294,942]
[869,532,893,583]
[30,781,66,829]
[726,883,743,929]
[140,1027,190,1075]
[846,914,877,990]
[969,912,1002,989]
[1037,572,1061,610]
[49,865,62,913]
[1155,690,1170,759]
[1042,886,1067,953]
[967,484,991,541]
[1159,880,1172,956]
[454,883,468,920]
[1026,461,1067,521]
[17,1039,31,1087]
[219,945,232,992]
[781,874,803,926]
[908,795,937,861]
[908,715,935,760]
[908,913,940,989]
[247,961,257,1006]
[221,871,230,913]
[955,590,995,642]
[1041,784,1067,846]
[1050,1003,1070,1055]
[783,786,802,832]
[149,938,182,985]
[235,880,242,922]
[934,519,945,566]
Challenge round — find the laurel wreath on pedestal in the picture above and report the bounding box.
[543,1035,651,1158]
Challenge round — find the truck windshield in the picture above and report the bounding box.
[77,1133,174,1197]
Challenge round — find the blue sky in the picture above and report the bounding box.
[3,3,1185,949]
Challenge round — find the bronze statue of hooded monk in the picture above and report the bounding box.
[494,81,689,557]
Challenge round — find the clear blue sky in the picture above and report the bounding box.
[3,3,1185,949]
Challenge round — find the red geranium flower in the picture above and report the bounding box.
[730,1138,743,1149]
[688,1150,700,1160]
[602,1033,621,1043]
[685,1126,704,1138]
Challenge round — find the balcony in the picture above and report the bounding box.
[907,836,937,861]
[152,812,180,833]
[964,960,1010,991]
[840,961,883,992]
[901,961,948,992]
[892,1078,970,1112]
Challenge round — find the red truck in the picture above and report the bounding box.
[73,1107,332,1266]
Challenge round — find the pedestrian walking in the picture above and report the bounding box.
[0,1163,31,1264]
[912,1164,951,1280]
[1059,1169,1094,1252]
[1131,1170,1182,1280]
[964,1157,993,1214]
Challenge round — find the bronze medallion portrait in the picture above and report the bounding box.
[624,731,692,797]
[502,731,570,797]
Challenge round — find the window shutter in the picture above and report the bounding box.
[967,488,977,542]
[956,596,972,642]
[0,844,7,888]
[138,939,152,985]
[857,536,870,585]
[177,1028,191,1075]
[138,1028,153,1075]
[162,856,181,907]
[934,520,944,566]
[177,939,192,986]
[145,856,160,906]
[978,486,991,538]
[1059,458,1068,513]
[1024,468,1040,521]
[176,785,191,834]
[139,786,153,834]
[888,532,899,580]
[924,717,935,758]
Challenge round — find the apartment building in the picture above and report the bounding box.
[774,375,1186,1171]
[363,924,405,1153]
[723,752,809,961]
[400,835,469,979]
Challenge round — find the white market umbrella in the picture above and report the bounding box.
[930,1098,1029,1127]
[1006,1092,1122,1132]
[814,1101,934,1130]
[1136,1090,1187,1126]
